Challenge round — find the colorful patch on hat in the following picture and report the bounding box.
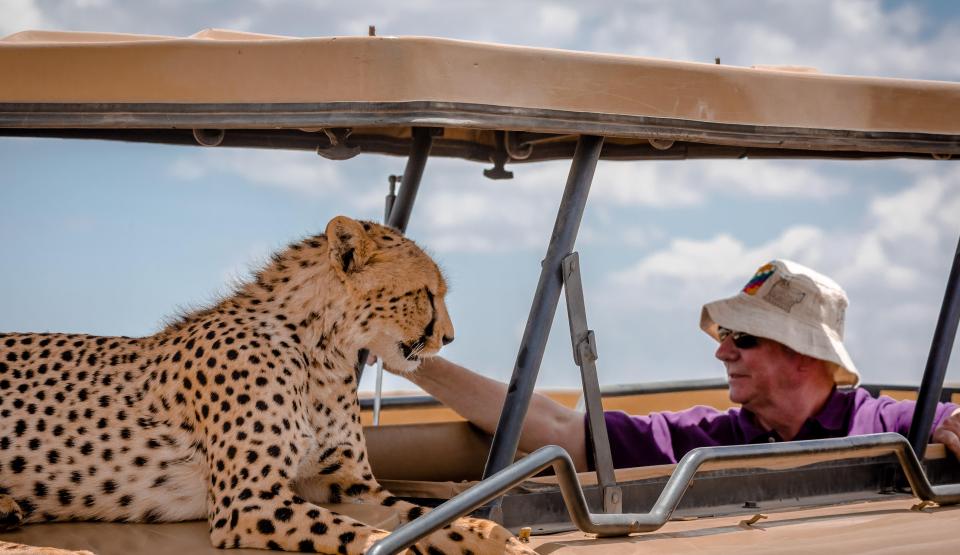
[742,263,775,296]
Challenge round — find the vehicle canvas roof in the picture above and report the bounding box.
[1,30,959,160]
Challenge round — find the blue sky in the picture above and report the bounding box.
[2,0,959,393]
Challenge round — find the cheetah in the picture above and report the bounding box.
[0,216,534,554]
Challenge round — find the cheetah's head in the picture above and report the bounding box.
[325,215,453,374]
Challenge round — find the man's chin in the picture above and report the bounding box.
[727,387,749,405]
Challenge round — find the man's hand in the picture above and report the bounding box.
[361,351,412,375]
[932,408,960,459]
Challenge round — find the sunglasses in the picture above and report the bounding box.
[717,327,761,349]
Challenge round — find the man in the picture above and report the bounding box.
[404,260,960,471]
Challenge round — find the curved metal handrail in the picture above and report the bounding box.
[367,433,960,554]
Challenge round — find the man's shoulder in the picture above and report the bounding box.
[827,386,895,414]
[661,404,745,431]
[607,404,738,427]
[834,386,877,405]
[840,386,913,420]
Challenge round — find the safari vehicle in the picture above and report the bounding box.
[1,29,960,554]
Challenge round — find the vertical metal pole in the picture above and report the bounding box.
[908,234,960,457]
[482,135,604,479]
[373,177,399,426]
[356,129,435,382]
[387,127,435,232]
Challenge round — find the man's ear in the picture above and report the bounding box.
[325,216,376,275]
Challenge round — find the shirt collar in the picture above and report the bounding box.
[738,409,775,443]
[739,387,848,442]
[807,387,849,433]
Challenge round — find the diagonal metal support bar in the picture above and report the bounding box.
[908,233,960,457]
[482,135,604,481]
[562,252,621,513]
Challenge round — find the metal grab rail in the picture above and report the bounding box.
[367,433,960,554]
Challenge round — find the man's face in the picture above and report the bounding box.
[715,333,802,412]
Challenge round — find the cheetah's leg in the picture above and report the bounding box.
[207,485,397,554]
[293,442,535,554]
[211,480,534,555]
[343,487,536,555]
[203,421,451,552]
[297,466,532,555]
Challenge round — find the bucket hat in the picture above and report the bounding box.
[700,259,860,387]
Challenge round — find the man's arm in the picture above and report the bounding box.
[933,407,960,459]
[409,356,590,471]
[863,391,960,459]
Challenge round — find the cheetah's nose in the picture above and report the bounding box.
[442,335,454,346]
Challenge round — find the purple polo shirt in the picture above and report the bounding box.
[586,387,960,470]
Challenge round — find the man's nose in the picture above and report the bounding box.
[715,335,738,361]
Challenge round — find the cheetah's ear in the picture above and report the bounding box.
[325,216,377,276]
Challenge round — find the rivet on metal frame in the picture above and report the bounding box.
[648,138,675,151]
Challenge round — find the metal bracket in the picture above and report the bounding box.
[562,251,622,514]
[192,128,225,147]
[575,330,598,366]
[385,175,400,220]
[483,130,514,180]
[505,130,533,160]
[317,127,361,160]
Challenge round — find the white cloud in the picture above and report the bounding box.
[870,174,953,244]
[618,225,667,248]
[704,160,842,199]
[416,162,563,253]
[592,163,703,207]
[581,1,960,81]
[71,0,110,8]
[169,149,345,197]
[830,0,883,35]
[608,226,826,310]
[1,0,46,36]
[592,159,846,208]
[537,4,579,39]
[220,15,254,32]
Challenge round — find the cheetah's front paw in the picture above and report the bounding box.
[503,536,538,555]
[0,541,95,555]
[0,495,23,532]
